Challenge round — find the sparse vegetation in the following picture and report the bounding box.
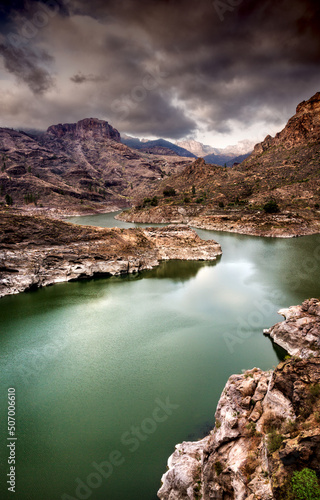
[214,461,223,476]
[263,199,280,213]
[245,421,257,437]
[24,192,39,205]
[309,383,320,398]
[163,187,176,197]
[267,429,284,453]
[5,194,13,205]
[142,196,158,207]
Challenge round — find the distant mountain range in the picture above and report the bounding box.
[176,138,255,166]
[175,139,219,157]
[122,134,254,166]
[121,135,196,158]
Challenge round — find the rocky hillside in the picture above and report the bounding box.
[0,210,221,298]
[0,119,192,215]
[119,92,320,236]
[158,299,320,500]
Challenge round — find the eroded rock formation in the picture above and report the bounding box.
[0,212,221,298]
[264,298,320,358]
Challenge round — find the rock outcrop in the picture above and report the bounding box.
[264,298,320,358]
[254,92,320,154]
[0,212,221,298]
[158,301,320,500]
[46,118,121,142]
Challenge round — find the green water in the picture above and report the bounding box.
[1,212,320,500]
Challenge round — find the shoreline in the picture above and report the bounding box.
[4,205,320,238]
[0,212,222,298]
[117,207,320,238]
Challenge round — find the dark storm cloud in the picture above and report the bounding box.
[70,72,108,83]
[108,91,197,138]
[0,42,54,94]
[63,0,320,136]
[0,0,319,138]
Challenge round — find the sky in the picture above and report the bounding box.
[0,0,319,148]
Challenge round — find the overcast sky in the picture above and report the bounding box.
[0,0,319,147]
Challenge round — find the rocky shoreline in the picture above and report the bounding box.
[0,211,222,298]
[117,206,320,238]
[158,299,320,500]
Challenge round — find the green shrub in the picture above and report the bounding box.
[267,430,284,453]
[150,196,158,206]
[218,201,224,208]
[291,468,320,500]
[5,194,13,205]
[143,196,158,207]
[142,197,151,207]
[309,383,320,398]
[163,187,176,197]
[214,461,223,476]
[263,199,280,213]
[24,192,39,205]
[245,421,257,436]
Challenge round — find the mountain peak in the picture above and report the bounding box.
[252,91,320,155]
[296,91,320,114]
[46,118,121,142]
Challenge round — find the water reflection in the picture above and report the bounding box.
[143,258,220,281]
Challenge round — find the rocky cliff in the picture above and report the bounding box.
[253,92,320,154]
[264,299,320,358]
[0,211,221,298]
[158,299,320,500]
[46,118,121,142]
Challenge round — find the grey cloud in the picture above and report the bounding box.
[0,43,55,94]
[0,0,319,139]
[70,72,108,84]
[108,92,197,139]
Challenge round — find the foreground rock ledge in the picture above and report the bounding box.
[0,211,222,298]
[264,298,320,358]
[158,299,320,500]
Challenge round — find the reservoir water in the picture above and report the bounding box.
[1,211,320,500]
